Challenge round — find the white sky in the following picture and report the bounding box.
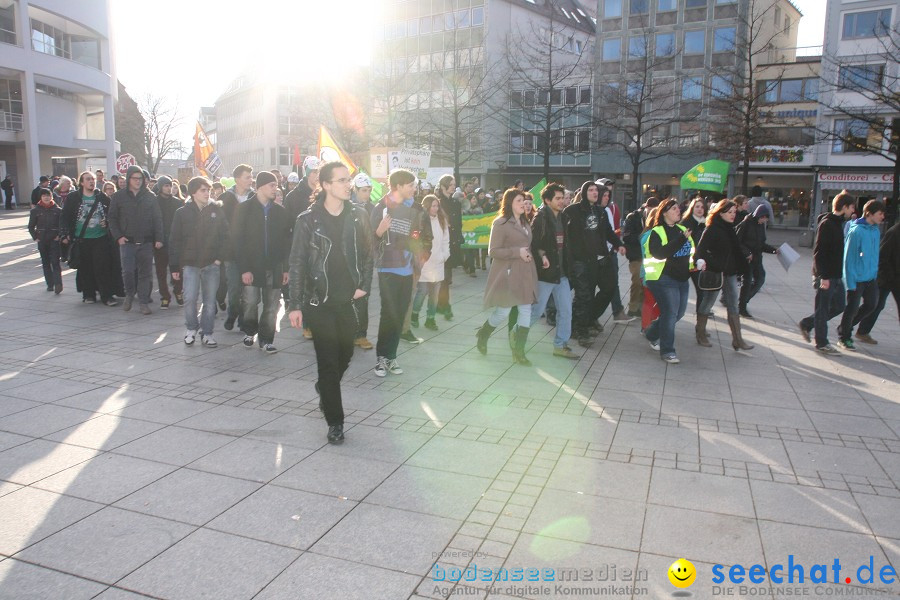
[112,0,827,149]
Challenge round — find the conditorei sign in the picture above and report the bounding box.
[817,173,894,184]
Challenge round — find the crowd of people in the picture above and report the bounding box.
[19,161,899,442]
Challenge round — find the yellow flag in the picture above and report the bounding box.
[194,122,222,177]
[317,126,357,173]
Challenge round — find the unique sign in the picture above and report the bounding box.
[817,173,894,184]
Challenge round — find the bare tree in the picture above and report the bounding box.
[817,21,900,215]
[369,53,425,149]
[594,32,689,204]
[506,11,593,181]
[139,94,185,174]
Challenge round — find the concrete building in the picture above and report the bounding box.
[592,0,803,211]
[0,0,117,202]
[813,0,898,221]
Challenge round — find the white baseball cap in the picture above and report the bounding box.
[287,172,300,183]
[353,173,372,188]
[302,156,320,174]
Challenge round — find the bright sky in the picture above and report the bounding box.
[113,0,827,149]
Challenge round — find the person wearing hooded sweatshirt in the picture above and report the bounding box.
[736,204,779,318]
[562,180,625,348]
[837,200,886,351]
[108,165,163,314]
[219,164,254,330]
[855,219,900,343]
[284,156,320,225]
[151,176,184,308]
[436,174,462,320]
[29,188,64,294]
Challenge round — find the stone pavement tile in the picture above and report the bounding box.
[0,379,101,404]
[522,488,644,551]
[807,412,897,440]
[382,393,471,424]
[648,467,755,518]
[758,522,898,593]
[612,421,698,454]
[583,389,662,413]
[0,559,106,600]
[44,414,165,451]
[729,385,803,409]
[502,533,639,600]
[0,480,21,497]
[51,386,158,413]
[33,453,176,504]
[545,455,651,501]
[0,403,98,438]
[336,386,401,412]
[449,404,540,434]
[109,396,214,425]
[255,552,420,600]
[407,436,514,479]
[311,503,460,576]
[0,439,98,485]
[317,423,431,464]
[43,351,171,377]
[192,370,276,393]
[732,404,815,430]
[871,452,900,484]
[91,588,156,599]
[698,430,791,467]
[367,465,492,520]
[596,373,665,396]
[783,441,888,478]
[750,479,870,534]
[176,404,281,436]
[636,552,730,600]
[114,468,260,526]
[244,414,332,450]
[0,429,32,452]
[272,450,397,501]
[112,425,234,466]
[641,505,764,565]
[661,396,737,421]
[662,380,727,402]
[0,487,102,555]
[800,396,878,418]
[423,371,497,392]
[207,484,356,550]
[188,437,313,483]
[866,400,900,422]
[15,507,194,584]
[0,372,45,393]
[853,493,900,539]
[137,364,224,386]
[527,412,617,445]
[250,378,318,402]
[119,528,299,600]
[0,396,42,418]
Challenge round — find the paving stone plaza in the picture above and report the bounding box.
[0,208,898,600]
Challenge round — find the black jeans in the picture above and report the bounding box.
[306,301,356,426]
[740,254,766,307]
[609,256,624,314]
[838,279,879,341]
[75,237,115,301]
[353,296,369,338]
[800,279,846,348]
[376,272,413,359]
[592,257,618,321]
[857,285,900,335]
[571,260,599,338]
[37,239,62,288]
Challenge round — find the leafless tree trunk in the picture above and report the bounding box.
[139,94,184,175]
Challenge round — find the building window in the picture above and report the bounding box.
[565,86,578,105]
[715,0,737,4]
[580,86,592,104]
[0,78,24,121]
[630,0,649,15]
[658,0,676,11]
[30,19,100,69]
[656,32,675,56]
[842,9,891,39]
[407,18,418,36]
[472,6,484,26]
[686,0,707,6]
[278,146,291,165]
[832,118,882,153]
[626,81,644,101]
[682,77,702,100]
[684,30,705,54]
[710,75,733,98]
[839,64,885,93]
[713,27,735,52]
[602,38,621,61]
[628,35,647,57]
[603,0,622,18]
[0,4,15,45]
[419,16,431,34]
[757,78,819,103]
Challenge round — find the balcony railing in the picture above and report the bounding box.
[0,111,24,131]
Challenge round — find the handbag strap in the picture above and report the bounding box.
[75,194,101,240]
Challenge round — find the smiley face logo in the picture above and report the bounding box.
[668,558,696,588]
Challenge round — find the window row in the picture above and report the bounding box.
[601,27,734,61]
[757,78,818,104]
[838,64,885,94]
[832,118,883,154]
[509,128,591,154]
[30,19,100,70]
[842,9,892,40]
[510,86,592,108]
[603,0,735,18]
[538,27,589,55]
[0,78,23,116]
[382,7,484,40]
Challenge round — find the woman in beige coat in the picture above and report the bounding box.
[476,188,539,365]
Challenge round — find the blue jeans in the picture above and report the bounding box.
[489,304,532,328]
[241,275,282,345]
[182,264,220,335]
[697,274,740,316]
[531,277,573,348]
[412,281,440,319]
[799,279,845,348]
[644,275,690,357]
[119,242,154,304]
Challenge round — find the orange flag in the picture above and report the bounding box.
[317,126,358,174]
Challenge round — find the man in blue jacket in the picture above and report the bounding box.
[837,199,885,351]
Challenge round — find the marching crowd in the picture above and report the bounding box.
[19,160,900,443]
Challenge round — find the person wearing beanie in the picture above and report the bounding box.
[350,172,375,350]
[735,203,779,318]
[152,176,184,308]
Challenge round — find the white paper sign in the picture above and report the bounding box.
[777,243,800,272]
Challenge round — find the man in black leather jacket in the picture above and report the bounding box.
[288,161,374,444]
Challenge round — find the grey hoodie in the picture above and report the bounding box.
[108,165,164,244]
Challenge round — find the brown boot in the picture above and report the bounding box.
[728,313,754,351]
[475,321,496,355]
[513,326,532,366]
[695,313,712,347]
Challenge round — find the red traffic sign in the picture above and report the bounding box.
[116,153,136,175]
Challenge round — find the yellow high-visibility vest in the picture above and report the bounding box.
[642,224,695,281]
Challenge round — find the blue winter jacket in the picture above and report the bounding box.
[843,217,880,291]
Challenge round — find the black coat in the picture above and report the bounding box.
[561,197,622,266]
[737,214,777,256]
[695,217,749,276]
[168,200,229,271]
[877,222,900,289]
[530,205,566,284]
[622,209,647,262]
[109,187,163,244]
[29,202,62,242]
[812,212,846,280]
[60,190,112,239]
[438,189,463,265]
[232,198,292,286]
[284,178,315,227]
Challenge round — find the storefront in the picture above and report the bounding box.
[814,171,895,223]
[748,146,815,229]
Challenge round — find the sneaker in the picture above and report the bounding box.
[649,340,660,351]
[217,301,227,311]
[139,304,152,315]
[184,329,197,345]
[837,339,857,352]
[354,337,373,350]
[739,307,753,319]
[410,315,419,328]
[817,344,841,356]
[613,310,635,324]
[224,316,235,331]
[175,292,184,306]
[47,285,54,292]
[327,424,344,443]
[855,333,878,345]
[387,358,403,375]
[374,356,388,377]
[242,335,255,347]
[627,309,642,318]
[553,345,580,359]
[160,298,170,310]
[263,343,277,354]
[201,334,218,348]
[83,296,97,304]
[400,330,423,344]
[577,336,594,348]
[103,298,120,307]
[123,296,133,311]
[798,322,811,343]
[662,354,680,364]
[424,318,438,331]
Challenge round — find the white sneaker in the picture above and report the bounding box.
[662,354,680,364]
[649,340,660,351]
[184,329,197,345]
[387,359,403,375]
[374,356,388,377]
[201,334,217,347]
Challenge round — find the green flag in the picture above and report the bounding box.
[370,178,386,203]
[528,177,547,207]
[680,160,730,193]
